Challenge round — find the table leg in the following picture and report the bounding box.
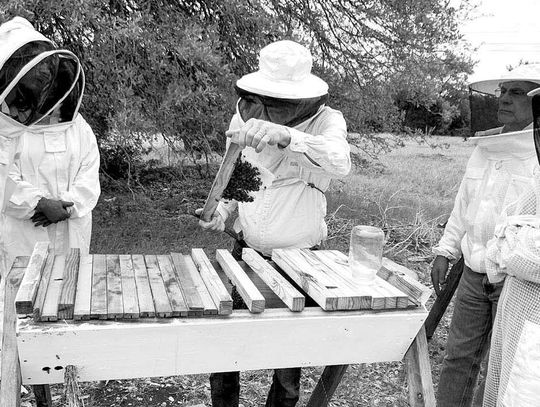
[404,325,435,407]
[0,267,26,407]
[32,385,53,407]
[64,366,85,407]
[305,364,350,407]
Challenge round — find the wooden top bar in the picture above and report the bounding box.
[13,245,427,323]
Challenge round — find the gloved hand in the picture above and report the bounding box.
[431,255,450,296]
[195,208,225,232]
[33,198,74,226]
[226,118,291,153]
[31,212,53,228]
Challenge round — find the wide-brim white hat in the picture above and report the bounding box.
[470,63,540,95]
[236,40,328,99]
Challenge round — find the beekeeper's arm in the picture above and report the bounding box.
[4,162,40,219]
[283,110,350,178]
[432,178,468,261]
[58,119,100,218]
[5,118,100,220]
[227,110,351,178]
[6,170,75,225]
[430,172,469,294]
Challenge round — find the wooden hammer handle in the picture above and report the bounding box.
[200,142,242,222]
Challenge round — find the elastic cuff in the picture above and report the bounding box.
[215,204,230,221]
[432,247,457,262]
[29,194,43,210]
[9,189,44,208]
[59,192,79,218]
[287,128,308,153]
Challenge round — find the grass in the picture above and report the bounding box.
[325,136,470,266]
[21,135,474,407]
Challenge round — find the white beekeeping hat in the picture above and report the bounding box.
[470,63,540,96]
[236,40,328,99]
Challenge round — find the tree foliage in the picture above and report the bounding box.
[265,0,475,136]
[1,0,280,178]
[1,0,475,178]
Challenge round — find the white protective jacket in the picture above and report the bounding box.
[433,126,537,273]
[0,18,100,264]
[2,114,100,261]
[216,105,351,256]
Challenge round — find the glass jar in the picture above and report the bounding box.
[348,225,385,284]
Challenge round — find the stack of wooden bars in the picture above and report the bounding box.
[13,243,428,322]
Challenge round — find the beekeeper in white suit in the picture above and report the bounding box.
[0,17,100,269]
[198,40,351,407]
[431,64,540,407]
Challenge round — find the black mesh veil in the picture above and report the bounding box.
[40,55,82,122]
[236,85,328,127]
[0,41,58,125]
[468,88,500,136]
[0,41,82,125]
[533,94,540,165]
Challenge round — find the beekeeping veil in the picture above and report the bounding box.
[0,16,84,274]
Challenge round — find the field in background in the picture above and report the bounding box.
[325,136,471,261]
[22,136,474,406]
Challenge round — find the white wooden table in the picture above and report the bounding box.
[2,253,435,406]
[18,305,428,384]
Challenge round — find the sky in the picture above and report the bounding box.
[461,0,540,82]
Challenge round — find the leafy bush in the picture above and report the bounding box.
[99,143,146,181]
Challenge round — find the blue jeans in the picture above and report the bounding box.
[210,368,301,407]
[436,266,503,407]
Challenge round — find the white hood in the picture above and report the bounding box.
[0,17,53,72]
[0,17,85,126]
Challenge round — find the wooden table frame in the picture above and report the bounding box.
[18,306,427,384]
[1,263,436,407]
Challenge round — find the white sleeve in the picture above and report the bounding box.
[284,109,350,178]
[432,177,468,261]
[4,159,44,219]
[432,148,486,261]
[58,118,101,218]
